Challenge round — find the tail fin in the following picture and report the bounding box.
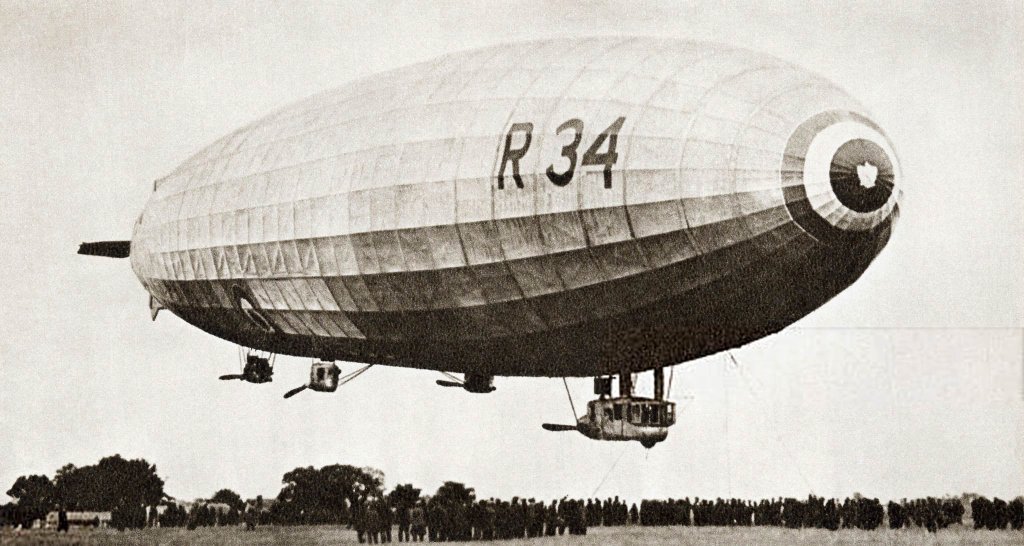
[78,241,130,258]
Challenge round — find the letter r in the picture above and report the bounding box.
[497,122,533,189]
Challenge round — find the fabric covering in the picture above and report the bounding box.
[128,37,901,376]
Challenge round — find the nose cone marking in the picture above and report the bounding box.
[856,162,878,189]
[782,111,902,244]
[829,139,894,213]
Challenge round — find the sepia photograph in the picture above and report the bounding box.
[1,1,1022,544]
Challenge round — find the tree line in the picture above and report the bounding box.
[1,455,163,529]
[0,458,396,531]
[3,455,1022,533]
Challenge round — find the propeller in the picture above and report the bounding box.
[283,385,308,399]
[541,423,579,432]
[219,374,244,381]
[436,380,464,388]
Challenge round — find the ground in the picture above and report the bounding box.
[2,525,1023,545]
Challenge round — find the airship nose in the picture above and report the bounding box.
[781,111,902,244]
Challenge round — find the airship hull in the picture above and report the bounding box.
[129,37,901,376]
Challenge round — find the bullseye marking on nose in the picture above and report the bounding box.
[782,110,898,244]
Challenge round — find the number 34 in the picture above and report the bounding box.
[497,116,626,190]
[547,117,625,189]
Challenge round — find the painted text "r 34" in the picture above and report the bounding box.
[497,117,626,190]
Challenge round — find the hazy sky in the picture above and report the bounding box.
[1,1,1022,504]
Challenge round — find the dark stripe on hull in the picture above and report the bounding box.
[163,214,892,376]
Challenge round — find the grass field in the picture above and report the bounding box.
[2,525,1022,545]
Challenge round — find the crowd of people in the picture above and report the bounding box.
[633,496,886,529]
[888,497,964,531]
[353,497,593,543]
[346,495,1023,542]
[637,496,1024,532]
[642,495,1024,533]
[970,497,1024,531]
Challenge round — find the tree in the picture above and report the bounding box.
[433,481,475,506]
[5,474,55,526]
[54,463,97,510]
[52,455,164,511]
[0,502,19,526]
[388,483,422,510]
[111,500,147,530]
[274,464,385,525]
[210,489,245,512]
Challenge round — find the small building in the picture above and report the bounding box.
[205,503,231,517]
[45,511,112,528]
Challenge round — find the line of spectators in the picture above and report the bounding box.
[351,494,1023,542]
[637,495,1023,533]
[969,497,1024,531]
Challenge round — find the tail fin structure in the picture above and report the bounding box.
[78,240,130,258]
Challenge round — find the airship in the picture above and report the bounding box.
[81,37,902,447]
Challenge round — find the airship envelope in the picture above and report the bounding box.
[127,37,902,377]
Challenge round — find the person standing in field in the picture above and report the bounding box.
[364,501,382,544]
[57,506,68,533]
[244,504,257,530]
[409,503,426,542]
[397,503,410,542]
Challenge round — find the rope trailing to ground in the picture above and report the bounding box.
[563,377,578,421]
[728,350,815,496]
[591,443,630,498]
[339,364,373,386]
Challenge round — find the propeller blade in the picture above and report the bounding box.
[283,385,308,399]
[436,380,464,388]
[542,423,578,432]
[219,374,244,381]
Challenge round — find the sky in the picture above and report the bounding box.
[1,1,1022,504]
